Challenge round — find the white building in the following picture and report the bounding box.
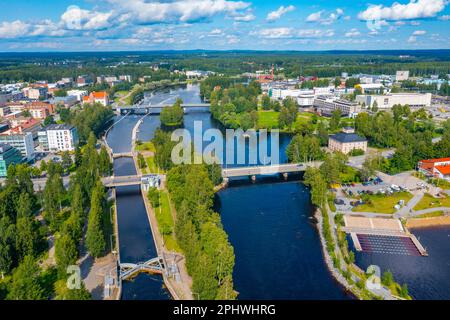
[297,93,315,107]
[356,93,432,109]
[41,124,79,152]
[396,71,410,82]
[355,83,384,94]
[67,90,88,102]
[314,96,361,116]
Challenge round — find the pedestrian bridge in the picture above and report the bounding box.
[112,152,134,159]
[222,162,322,178]
[119,257,165,281]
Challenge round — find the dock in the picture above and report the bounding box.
[343,216,428,256]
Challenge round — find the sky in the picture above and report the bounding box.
[0,0,449,51]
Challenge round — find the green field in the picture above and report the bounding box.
[414,193,450,211]
[136,141,156,152]
[258,111,279,129]
[353,192,413,214]
[156,191,181,253]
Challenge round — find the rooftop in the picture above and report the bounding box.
[420,157,450,164]
[44,124,75,131]
[330,132,367,144]
[436,166,450,175]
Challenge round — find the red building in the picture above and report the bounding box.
[418,157,450,181]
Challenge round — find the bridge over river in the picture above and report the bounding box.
[114,103,211,115]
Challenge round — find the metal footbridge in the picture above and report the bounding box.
[119,257,166,281]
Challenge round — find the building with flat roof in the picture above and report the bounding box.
[0,132,34,161]
[39,124,79,152]
[329,129,367,154]
[314,96,361,116]
[396,71,410,82]
[355,92,432,109]
[355,83,384,94]
[0,143,23,177]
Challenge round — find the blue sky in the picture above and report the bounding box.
[0,0,449,51]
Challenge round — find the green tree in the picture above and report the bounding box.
[7,255,45,300]
[54,278,91,300]
[85,182,105,258]
[329,109,342,132]
[62,152,73,172]
[261,95,271,110]
[160,99,184,126]
[381,270,394,287]
[55,233,78,273]
[43,115,55,127]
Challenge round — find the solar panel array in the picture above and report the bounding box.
[356,234,421,256]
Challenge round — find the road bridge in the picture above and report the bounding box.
[114,103,211,114]
[222,162,322,179]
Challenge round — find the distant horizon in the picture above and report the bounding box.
[1,48,450,54]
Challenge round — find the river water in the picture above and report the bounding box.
[107,84,449,300]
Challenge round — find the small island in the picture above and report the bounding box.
[160,98,184,127]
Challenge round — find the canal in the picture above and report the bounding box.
[107,84,449,300]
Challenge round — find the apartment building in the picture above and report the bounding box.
[39,124,79,152]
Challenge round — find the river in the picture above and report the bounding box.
[106,84,449,300]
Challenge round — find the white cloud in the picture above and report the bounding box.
[266,5,296,22]
[0,20,66,39]
[345,28,361,37]
[358,0,446,21]
[408,35,417,43]
[0,20,30,38]
[226,35,240,44]
[439,15,450,20]
[108,0,251,24]
[306,8,344,25]
[251,28,334,39]
[412,30,426,35]
[306,11,323,22]
[233,13,256,22]
[61,6,113,30]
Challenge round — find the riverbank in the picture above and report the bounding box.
[315,209,354,294]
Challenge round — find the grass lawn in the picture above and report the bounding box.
[136,141,156,152]
[145,156,164,174]
[156,190,181,253]
[353,191,413,214]
[258,110,279,129]
[414,193,450,211]
[412,211,445,219]
[103,199,116,253]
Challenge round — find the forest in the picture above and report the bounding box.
[1,50,449,83]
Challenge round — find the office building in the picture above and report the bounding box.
[0,143,23,177]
